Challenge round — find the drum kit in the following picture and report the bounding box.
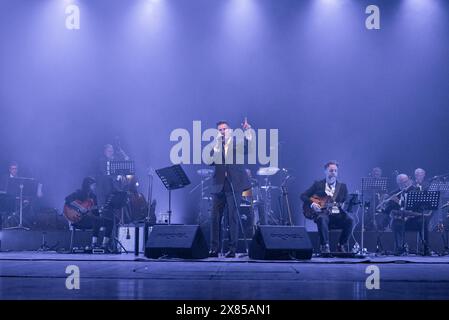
[190,169,213,225]
[191,166,293,228]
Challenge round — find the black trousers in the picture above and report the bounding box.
[73,214,113,238]
[210,179,240,253]
[315,213,354,246]
[392,216,429,252]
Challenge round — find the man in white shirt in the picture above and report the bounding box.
[301,161,353,255]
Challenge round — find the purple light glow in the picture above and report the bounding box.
[0,0,448,226]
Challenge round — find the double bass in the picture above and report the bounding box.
[127,176,157,224]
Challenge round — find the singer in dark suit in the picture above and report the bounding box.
[209,119,253,258]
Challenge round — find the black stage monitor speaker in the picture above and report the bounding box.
[249,225,313,260]
[145,225,209,259]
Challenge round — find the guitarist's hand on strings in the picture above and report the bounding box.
[70,201,88,214]
[311,202,321,213]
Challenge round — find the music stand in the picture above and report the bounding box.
[428,179,449,235]
[106,160,135,176]
[405,191,440,255]
[155,165,191,224]
[103,161,135,254]
[360,177,388,255]
[429,181,449,192]
[105,160,135,223]
[5,177,37,230]
[97,190,130,254]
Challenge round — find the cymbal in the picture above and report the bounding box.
[257,167,280,176]
[197,169,213,177]
[260,185,279,190]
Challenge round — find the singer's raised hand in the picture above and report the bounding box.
[241,117,251,130]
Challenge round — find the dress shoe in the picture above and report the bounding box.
[394,247,407,256]
[336,244,347,253]
[224,250,236,258]
[102,245,113,254]
[209,250,219,258]
[320,244,330,255]
[423,247,432,256]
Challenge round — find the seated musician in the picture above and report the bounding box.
[96,143,131,216]
[0,162,20,227]
[65,177,113,251]
[301,161,353,255]
[414,168,429,191]
[1,161,44,227]
[96,144,117,208]
[386,174,430,256]
[371,167,383,179]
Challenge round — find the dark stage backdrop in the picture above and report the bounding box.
[1,0,448,225]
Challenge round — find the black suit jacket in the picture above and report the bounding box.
[300,179,348,208]
[0,174,8,193]
[209,136,252,194]
[414,180,430,191]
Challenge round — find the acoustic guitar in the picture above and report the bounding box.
[63,198,97,224]
[303,195,344,220]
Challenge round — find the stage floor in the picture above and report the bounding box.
[1,251,449,300]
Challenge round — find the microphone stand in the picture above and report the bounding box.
[431,173,449,181]
[143,169,154,251]
[279,176,293,226]
[222,135,249,257]
[146,169,154,220]
[5,181,30,231]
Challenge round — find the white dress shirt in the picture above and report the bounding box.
[325,181,336,197]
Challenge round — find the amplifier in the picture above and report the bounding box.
[118,226,151,254]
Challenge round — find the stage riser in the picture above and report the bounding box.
[0,230,92,251]
[215,231,448,254]
[0,229,447,254]
[310,231,447,253]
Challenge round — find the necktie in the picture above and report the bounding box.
[221,137,225,163]
[222,137,227,177]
